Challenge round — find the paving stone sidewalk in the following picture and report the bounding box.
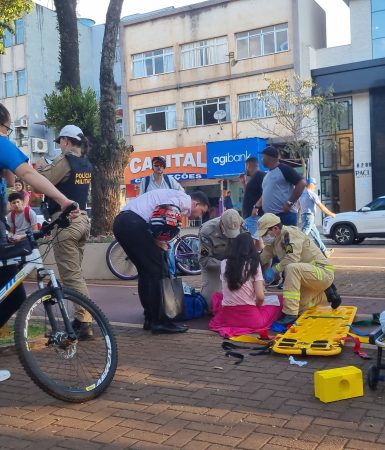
[1,325,385,450]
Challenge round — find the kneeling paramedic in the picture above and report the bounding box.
[258,213,341,326]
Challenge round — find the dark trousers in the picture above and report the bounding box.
[0,220,27,328]
[0,265,27,328]
[113,211,168,324]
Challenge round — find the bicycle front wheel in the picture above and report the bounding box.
[14,287,118,403]
[175,234,201,275]
[106,240,138,280]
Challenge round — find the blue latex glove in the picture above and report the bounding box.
[263,267,276,284]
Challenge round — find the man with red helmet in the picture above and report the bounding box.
[113,189,209,334]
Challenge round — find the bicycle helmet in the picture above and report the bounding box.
[150,204,182,241]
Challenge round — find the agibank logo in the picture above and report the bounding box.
[212,150,251,166]
[206,138,266,178]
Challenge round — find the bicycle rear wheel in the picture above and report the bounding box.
[175,234,201,275]
[106,240,138,280]
[14,287,118,403]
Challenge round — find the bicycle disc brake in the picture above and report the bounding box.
[47,331,77,359]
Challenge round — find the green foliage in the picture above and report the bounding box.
[253,73,338,163]
[0,0,33,54]
[44,87,99,139]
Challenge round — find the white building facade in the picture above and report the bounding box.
[120,0,327,207]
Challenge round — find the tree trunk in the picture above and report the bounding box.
[54,0,80,90]
[90,0,133,236]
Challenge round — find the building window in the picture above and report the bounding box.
[183,97,230,127]
[135,104,176,133]
[372,0,385,12]
[115,86,122,107]
[236,23,288,59]
[15,19,24,45]
[238,92,272,120]
[4,72,14,97]
[16,70,26,95]
[372,4,385,58]
[319,97,353,172]
[3,29,12,48]
[132,47,174,78]
[181,37,228,70]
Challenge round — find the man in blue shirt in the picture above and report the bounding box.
[298,177,335,257]
[0,103,77,382]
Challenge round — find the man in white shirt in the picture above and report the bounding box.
[139,156,184,194]
[113,189,209,334]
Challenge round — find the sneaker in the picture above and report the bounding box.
[0,370,10,382]
[324,248,334,258]
[324,283,342,309]
[275,313,298,326]
[71,319,93,340]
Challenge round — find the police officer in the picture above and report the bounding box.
[38,125,93,338]
[199,209,245,310]
[257,213,341,326]
[0,103,80,381]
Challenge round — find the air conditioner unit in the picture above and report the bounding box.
[31,137,48,154]
[14,118,28,128]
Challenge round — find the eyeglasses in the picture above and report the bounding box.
[1,124,13,137]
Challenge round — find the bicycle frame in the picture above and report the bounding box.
[0,247,75,338]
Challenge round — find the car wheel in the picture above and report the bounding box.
[353,237,365,244]
[332,224,355,245]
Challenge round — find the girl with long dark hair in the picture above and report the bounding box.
[14,178,30,206]
[209,233,282,336]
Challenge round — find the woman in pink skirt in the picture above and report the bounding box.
[209,233,282,337]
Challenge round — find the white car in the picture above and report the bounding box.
[323,196,385,245]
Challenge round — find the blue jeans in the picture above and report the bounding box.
[168,241,176,276]
[301,213,326,253]
[244,215,260,239]
[277,211,297,226]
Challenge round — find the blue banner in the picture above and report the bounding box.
[206,137,267,178]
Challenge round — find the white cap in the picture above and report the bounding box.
[54,124,83,143]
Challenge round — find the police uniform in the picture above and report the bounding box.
[199,210,247,309]
[199,217,229,309]
[260,225,334,316]
[38,148,93,322]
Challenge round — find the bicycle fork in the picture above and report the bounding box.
[37,268,77,342]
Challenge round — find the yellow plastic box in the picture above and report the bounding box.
[314,366,363,403]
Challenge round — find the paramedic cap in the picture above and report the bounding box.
[220,209,244,239]
[54,125,83,143]
[306,177,317,185]
[257,213,281,237]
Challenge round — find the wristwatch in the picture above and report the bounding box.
[286,200,294,206]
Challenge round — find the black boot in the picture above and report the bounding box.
[71,319,93,340]
[324,283,342,309]
[275,313,298,326]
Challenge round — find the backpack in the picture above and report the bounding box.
[176,292,207,321]
[144,174,172,192]
[10,206,31,234]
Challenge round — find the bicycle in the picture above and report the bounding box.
[106,233,201,280]
[1,203,118,403]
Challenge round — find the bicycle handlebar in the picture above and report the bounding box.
[31,202,79,241]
